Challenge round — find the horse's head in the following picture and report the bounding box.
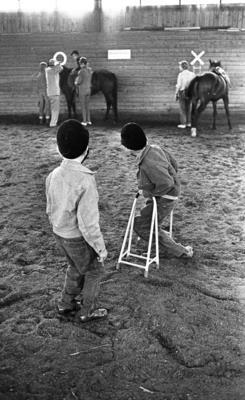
[209,59,222,71]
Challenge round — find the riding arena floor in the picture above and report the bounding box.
[0,112,245,400]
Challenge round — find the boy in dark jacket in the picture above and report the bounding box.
[121,122,193,258]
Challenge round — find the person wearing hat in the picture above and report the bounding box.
[36,61,50,124]
[45,58,63,127]
[45,119,108,322]
[121,122,193,258]
[175,60,195,129]
[74,57,93,126]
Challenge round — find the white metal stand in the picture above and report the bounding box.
[117,192,160,278]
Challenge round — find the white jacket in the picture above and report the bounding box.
[46,159,106,256]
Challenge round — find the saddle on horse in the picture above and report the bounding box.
[214,66,231,87]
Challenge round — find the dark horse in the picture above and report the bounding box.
[59,66,118,122]
[187,60,232,137]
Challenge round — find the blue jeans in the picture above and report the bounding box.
[54,234,105,315]
[134,197,187,257]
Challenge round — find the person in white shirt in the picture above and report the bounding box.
[46,119,108,322]
[45,59,63,127]
[175,60,195,129]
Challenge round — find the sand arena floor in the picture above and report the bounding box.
[0,117,245,400]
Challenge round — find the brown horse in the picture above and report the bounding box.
[59,66,118,122]
[187,60,232,137]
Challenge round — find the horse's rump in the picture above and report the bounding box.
[59,66,118,120]
[91,69,117,97]
[187,72,224,100]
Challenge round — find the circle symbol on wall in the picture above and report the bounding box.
[53,51,67,66]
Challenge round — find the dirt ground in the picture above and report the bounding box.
[0,114,245,400]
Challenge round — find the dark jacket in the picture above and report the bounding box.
[136,144,180,198]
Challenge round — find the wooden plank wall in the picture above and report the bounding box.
[1,6,245,34]
[125,5,245,29]
[0,30,245,116]
[0,12,95,33]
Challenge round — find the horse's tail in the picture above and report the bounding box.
[186,76,201,100]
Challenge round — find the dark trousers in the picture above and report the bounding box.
[178,90,191,125]
[54,234,104,315]
[134,197,187,257]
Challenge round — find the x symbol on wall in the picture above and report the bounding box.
[190,50,205,66]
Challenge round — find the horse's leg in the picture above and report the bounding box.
[112,98,118,122]
[64,93,72,119]
[223,95,232,130]
[212,101,217,130]
[104,95,112,120]
[71,90,77,118]
[66,102,71,119]
[191,99,208,137]
[190,99,198,137]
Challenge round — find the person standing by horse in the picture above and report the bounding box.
[175,60,195,129]
[70,50,80,71]
[75,57,92,126]
[36,61,50,125]
[45,58,63,128]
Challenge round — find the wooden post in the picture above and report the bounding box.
[94,0,102,32]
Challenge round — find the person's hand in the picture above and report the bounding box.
[136,190,142,198]
[97,249,108,264]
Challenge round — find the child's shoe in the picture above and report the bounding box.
[181,246,193,258]
[177,124,186,129]
[80,308,108,323]
[57,300,81,316]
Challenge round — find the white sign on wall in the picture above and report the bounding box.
[108,49,131,60]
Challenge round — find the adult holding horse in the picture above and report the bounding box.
[74,57,93,126]
[175,60,195,129]
[70,50,80,69]
[45,58,63,128]
[187,60,232,137]
[59,60,118,122]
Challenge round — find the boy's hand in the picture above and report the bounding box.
[97,249,108,264]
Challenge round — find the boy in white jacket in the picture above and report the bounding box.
[46,119,108,322]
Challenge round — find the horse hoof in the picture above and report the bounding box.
[191,128,197,137]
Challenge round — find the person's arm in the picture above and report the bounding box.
[164,150,178,173]
[77,177,107,261]
[75,70,84,86]
[175,73,182,99]
[54,64,63,74]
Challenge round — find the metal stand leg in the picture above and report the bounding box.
[117,193,159,278]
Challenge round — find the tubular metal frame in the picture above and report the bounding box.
[117,192,161,278]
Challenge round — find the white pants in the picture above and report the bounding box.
[48,95,60,126]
